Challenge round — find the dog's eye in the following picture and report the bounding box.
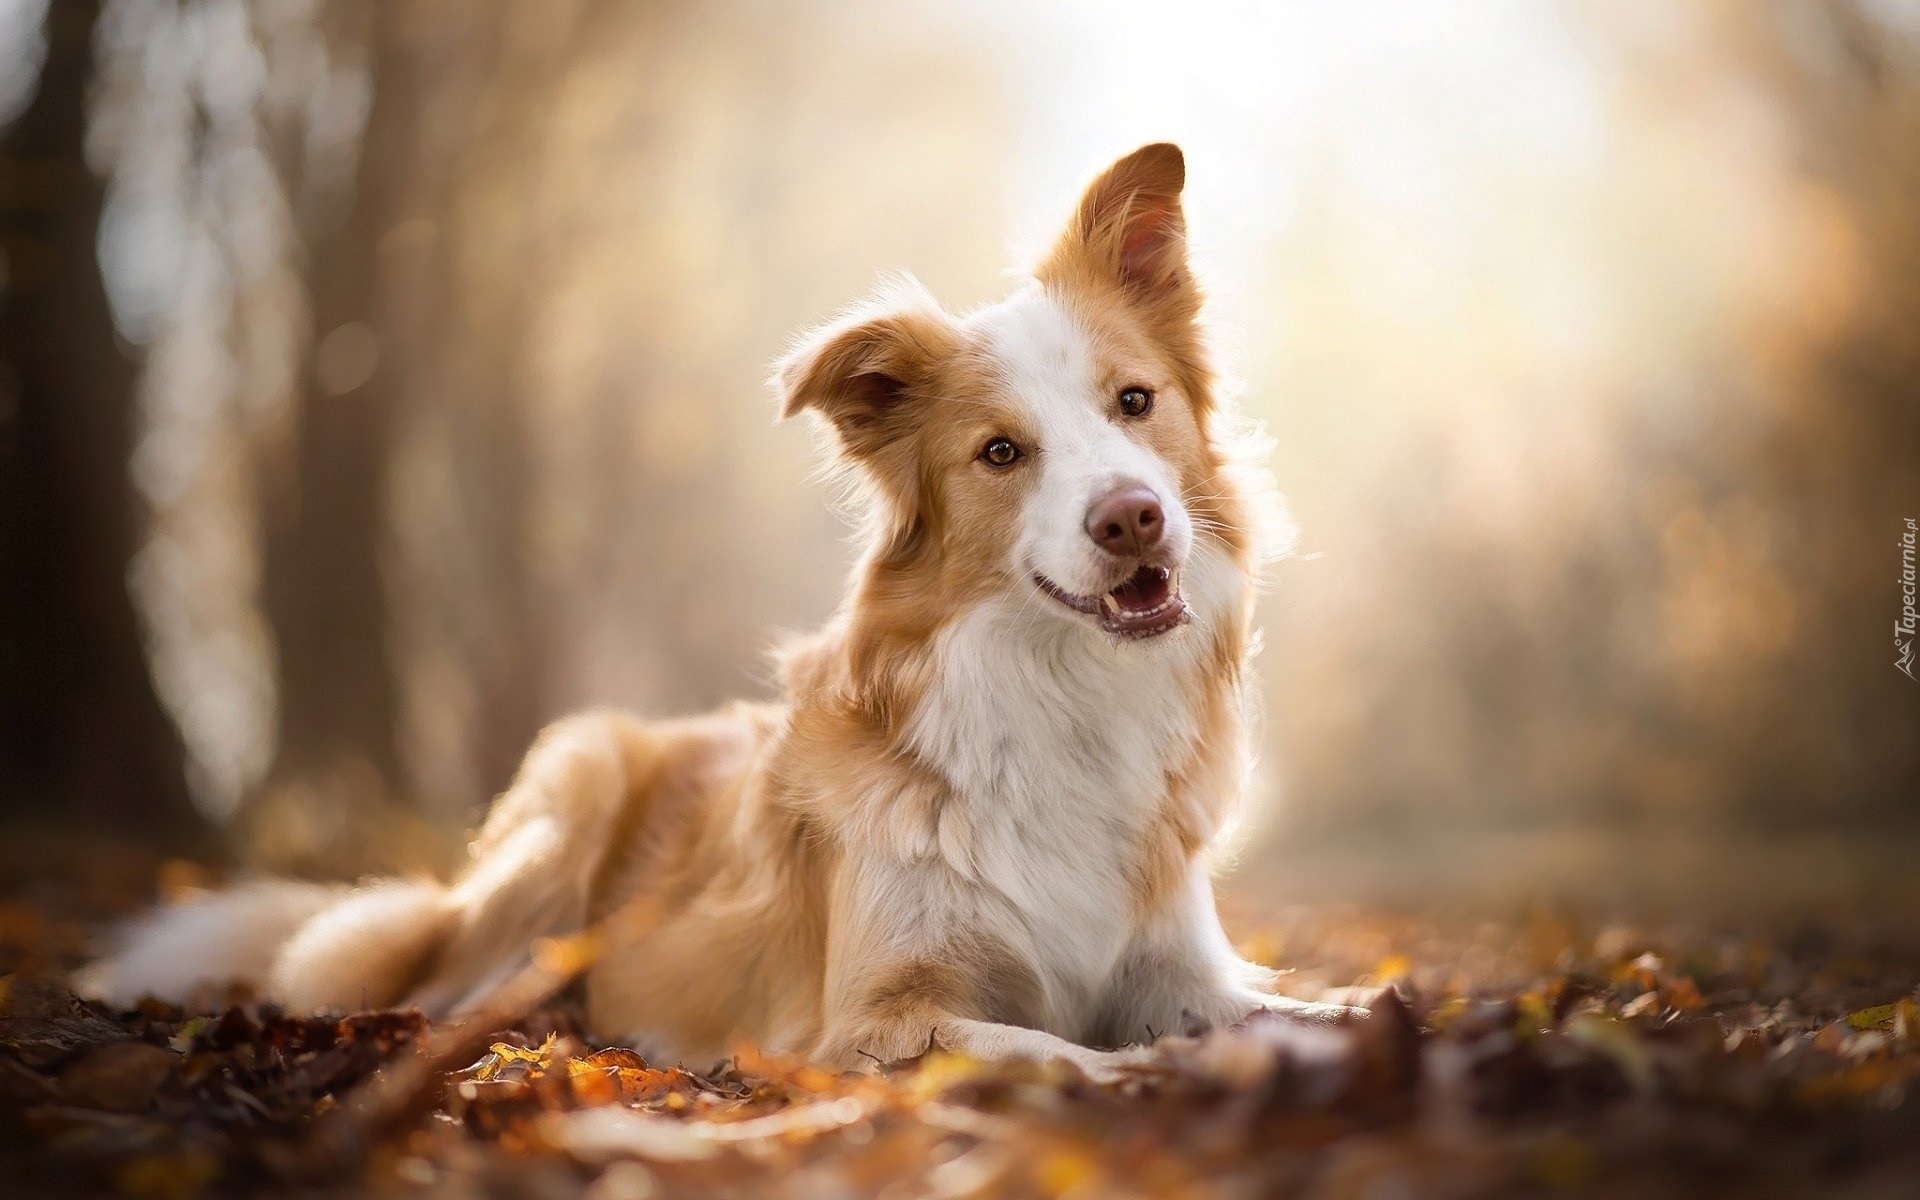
[980,438,1021,467]
[1118,387,1153,417]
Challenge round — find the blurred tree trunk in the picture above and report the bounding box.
[378,5,618,822]
[238,2,450,875]
[0,0,208,844]
[240,3,587,870]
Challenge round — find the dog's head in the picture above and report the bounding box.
[775,144,1251,643]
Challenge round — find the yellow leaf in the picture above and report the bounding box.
[466,1034,558,1082]
[168,1016,214,1054]
[1847,1004,1899,1031]
[495,1037,554,1063]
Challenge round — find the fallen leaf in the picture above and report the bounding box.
[1846,1004,1899,1031]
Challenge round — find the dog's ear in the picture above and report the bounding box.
[1040,143,1195,315]
[771,277,956,456]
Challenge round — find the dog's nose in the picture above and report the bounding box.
[1085,485,1164,557]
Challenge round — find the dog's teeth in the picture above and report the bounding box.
[1101,594,1120,615]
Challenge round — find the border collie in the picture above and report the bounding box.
[83,144,1353,1078]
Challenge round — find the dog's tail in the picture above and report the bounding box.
[76,876,459,1013]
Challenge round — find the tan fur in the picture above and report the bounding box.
[83,145,1356,1075]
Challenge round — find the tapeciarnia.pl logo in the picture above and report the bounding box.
[1899,518,1917,681]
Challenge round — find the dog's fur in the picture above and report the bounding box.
[81,144,1349,1077]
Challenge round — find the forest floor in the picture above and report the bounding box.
[3,830,1919,1200]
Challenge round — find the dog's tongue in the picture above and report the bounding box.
[1110,565,1172,613]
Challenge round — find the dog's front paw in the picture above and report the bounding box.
[1182,991,1374,1036]
[1074,1042,1161,1085]
[1239,995,1372,1028]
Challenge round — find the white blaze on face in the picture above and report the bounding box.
[973,288,1193,598]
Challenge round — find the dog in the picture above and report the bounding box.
[81,144,1354,1078]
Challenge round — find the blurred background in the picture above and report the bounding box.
[2,0,1916,916]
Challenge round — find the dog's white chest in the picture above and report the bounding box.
[905,597,1206,1036]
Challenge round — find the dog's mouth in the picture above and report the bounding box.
[1035,565,1189,639]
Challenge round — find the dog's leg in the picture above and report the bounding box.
[905,1015,1159,1082]
[405,710,663,1014]
[819,990,1157,1083]
[1095,865,1364,1047]
[813,859,1158,1082]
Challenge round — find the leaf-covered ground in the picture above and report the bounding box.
[3,835,1919,1199]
